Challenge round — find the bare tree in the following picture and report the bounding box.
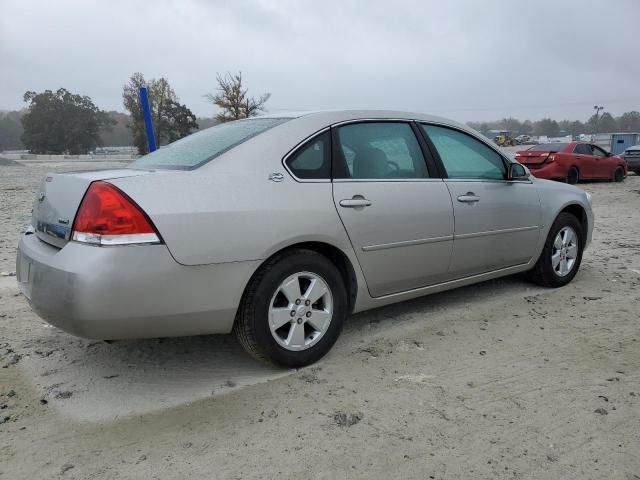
[204,72,270,122]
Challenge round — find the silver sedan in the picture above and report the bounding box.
[16,110,594,366]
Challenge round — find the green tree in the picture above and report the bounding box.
[122,73,198,154]
[521,120,533,135]
[20,89,113,154]
[204,72,270,122]
[598,112,617,133]
[99,111,134,147]
[587,111,617,134]
[533,118,560,137]
[0,110,25,150]
[500,117,523,134]
[617,111,640,132]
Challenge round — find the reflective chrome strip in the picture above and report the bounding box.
[333,178,443,183]
[72,231,161,246]
[444,178,533,184]
[455,225,539,240]
[362,235,453,252]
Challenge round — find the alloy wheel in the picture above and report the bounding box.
[268,272,333,351]
[551,226,578,277]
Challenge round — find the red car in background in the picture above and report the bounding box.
[515,142,627,184]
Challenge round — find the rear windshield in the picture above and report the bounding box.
[129,117,291,170]
[527,143,567,152]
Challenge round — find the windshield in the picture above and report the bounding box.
[527,143,568,152]
[130,117,291,170]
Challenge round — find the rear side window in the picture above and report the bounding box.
[285,131,331,179]
[130,117,290,170]
[573,144,591,155]
[421,124,505,180]
[333,122,428,179]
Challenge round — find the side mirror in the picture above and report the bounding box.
[508,163,529,180]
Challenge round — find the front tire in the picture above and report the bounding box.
[613,167,625,182]
[234,249,347,367]
[527,213,583,288]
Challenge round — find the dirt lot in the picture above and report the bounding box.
[1,159,639,479]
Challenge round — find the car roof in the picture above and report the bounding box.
[260,109,466,128]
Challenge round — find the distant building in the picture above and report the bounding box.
[593,133,640,154]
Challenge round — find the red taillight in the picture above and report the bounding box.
[72,181,161,245]
[547,154,556,163]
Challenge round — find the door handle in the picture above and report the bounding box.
[339,197,372,208]
[457,193,480,203]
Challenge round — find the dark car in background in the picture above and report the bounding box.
[515,142,627,184]
[622,145,640,174]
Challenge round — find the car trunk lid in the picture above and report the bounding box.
[515,151,554,165]
[32,169,153,248]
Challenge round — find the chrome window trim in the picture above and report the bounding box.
[333,178,444,183]
[330,118,415,127]
[443,178,533,185]
[281,127,331,183]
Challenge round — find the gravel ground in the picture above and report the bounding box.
[1,158,639,479]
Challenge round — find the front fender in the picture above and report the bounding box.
[534,179,594,256]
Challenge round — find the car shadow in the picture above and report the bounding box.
[19,273,541,422]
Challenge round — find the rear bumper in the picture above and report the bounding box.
[523,162,567,180]
[16,234,260,339]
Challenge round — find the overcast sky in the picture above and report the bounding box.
[1,0,639,122]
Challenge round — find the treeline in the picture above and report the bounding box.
[3,75,640,153]
[467,111,640,138]
[0,109,218,151]
[0,72,269,154]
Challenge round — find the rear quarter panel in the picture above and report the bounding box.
[110,126,353,266]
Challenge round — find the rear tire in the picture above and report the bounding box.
[567,167,579,185]
[527,213,583,288]
[234,249,347,367]
[613,167,625,182]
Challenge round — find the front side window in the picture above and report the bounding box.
[130,117,291,170]
[285,131,331,179]
[334,122,428,179]
[421,124,506,180]
[589,145,608,157]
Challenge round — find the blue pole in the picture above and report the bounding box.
[138,86,157,152]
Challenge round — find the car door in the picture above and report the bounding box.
[419,123,542,278]
[331,121,454,297]
[576,143,601,178]
[588,144,612,178]
[572,143,593,177]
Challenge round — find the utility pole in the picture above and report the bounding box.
[593,105,604,134]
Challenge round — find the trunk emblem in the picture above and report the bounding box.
[269,172,284,182]
[38,192,46,202]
